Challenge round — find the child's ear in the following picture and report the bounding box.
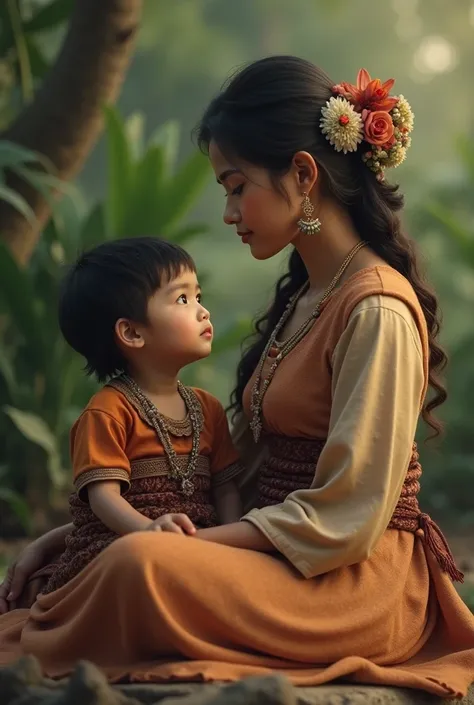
[115,318,145,349]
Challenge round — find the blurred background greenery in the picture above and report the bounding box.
[0,1,472,606]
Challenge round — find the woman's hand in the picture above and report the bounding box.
[0,523,71,613]
[146,513,196,536]
[0,542,48,614]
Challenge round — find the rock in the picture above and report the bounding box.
[153,675,297,705]
[0,655,58,702]
[118,680,474,705]
[57,662,140,705]
[0,658,472,705]
[293,684,474,704]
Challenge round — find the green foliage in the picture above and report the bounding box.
[0,140,68,224]
[0,0,72,102]
[0,467,31,534]
[23,0,74,34]
[459,584,474,614]
[0,228,86,532]
[413,134,474,524]
[102,107,211,242]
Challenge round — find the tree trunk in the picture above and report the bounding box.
[0,0,143,265]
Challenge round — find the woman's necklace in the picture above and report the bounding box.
[120,375,203,497]
[249,241,367,442]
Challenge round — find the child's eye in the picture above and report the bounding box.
[177,294,188,304]
[197,293,202,303]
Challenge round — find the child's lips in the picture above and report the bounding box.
[201,325,213,339]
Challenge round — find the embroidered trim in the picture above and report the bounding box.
[107,377,194,437]
[130,455,210,480]
[74,467,130,495]
[212,461,245,486]
[74,457,212,496]
[161,416,192,437]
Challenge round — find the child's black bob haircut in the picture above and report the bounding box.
[58,237,196,382]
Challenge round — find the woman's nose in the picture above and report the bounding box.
[223,201,240,226]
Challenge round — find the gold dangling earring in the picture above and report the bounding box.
[297,193,321,235]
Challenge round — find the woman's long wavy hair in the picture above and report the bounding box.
[196,56,447,438]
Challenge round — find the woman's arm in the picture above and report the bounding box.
[39,522,74,557]
[242,296,425,578]
[195,521,274,551]
[213,479,243,524]
[0,523,73,612]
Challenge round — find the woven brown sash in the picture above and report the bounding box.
[257,435,463,583]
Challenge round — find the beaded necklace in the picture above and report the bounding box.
[120,374,203,497]
[249,241,367,442]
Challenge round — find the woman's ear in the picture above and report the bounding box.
[291,151,319,194]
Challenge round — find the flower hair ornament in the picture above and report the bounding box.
[320,69,414,181]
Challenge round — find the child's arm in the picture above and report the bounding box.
[74,400,196,536]
[88,482,196,535]
[72,404,155,535]
[213,479,243,524]
[88,480,153,534]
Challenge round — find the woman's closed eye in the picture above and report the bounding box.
[225,183,244,198]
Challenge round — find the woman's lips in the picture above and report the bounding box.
[237,231,252,244]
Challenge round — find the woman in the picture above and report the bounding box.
[0,56,473,698]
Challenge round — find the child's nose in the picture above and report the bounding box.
[199,305,210,320]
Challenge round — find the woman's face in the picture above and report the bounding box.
[209,140,305,260]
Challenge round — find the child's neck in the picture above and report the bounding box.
[126,366,187,420]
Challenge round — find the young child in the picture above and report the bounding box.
[44,237,243,593]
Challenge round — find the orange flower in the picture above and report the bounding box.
[333,69,399,112]
[363,111,394,147]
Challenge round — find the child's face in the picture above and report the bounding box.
[140,267,213,370]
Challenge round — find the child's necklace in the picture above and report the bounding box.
[119,375,204,497]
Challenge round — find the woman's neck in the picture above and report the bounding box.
[293,199,364,294]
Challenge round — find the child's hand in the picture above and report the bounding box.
[147,513,196,536]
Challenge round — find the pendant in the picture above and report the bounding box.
[181,478,194,497]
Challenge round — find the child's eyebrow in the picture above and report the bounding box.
[167,282,201,295]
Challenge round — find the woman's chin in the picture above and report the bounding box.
[249,247,270,261]
[249,239,290,261]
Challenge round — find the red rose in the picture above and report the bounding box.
[363,111,394,147]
